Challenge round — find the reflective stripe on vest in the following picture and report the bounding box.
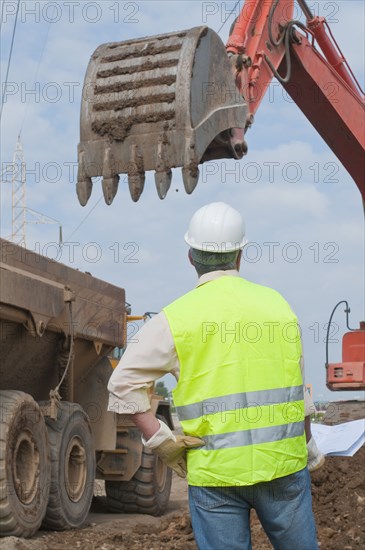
[201,420,304,451]
[175,385,304,421]
[164,276,307,486]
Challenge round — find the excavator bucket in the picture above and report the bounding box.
[77,26,248,205]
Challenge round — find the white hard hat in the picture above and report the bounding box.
[184,202,247,252]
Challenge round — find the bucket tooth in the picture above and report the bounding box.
[76,178,93,206]
[128,173,145,202]
[101,146,120,204]
[77,150,93,206]
[127,144,145,201]
[154,134,172,199]
[102,175,120,205]
[182,166,199,195]
[155,170,172,199]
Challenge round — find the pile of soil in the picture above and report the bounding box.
[311,445,365,549]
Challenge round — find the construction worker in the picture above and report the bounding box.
[108,201,324,550]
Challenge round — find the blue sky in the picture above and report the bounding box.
[1,0,364,401]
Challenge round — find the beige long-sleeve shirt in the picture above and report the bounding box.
[107,270,315,416]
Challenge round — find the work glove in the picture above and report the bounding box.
[143,420,205,478]
[307,437,325,472]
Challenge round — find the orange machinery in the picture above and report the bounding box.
[325,302,365,390]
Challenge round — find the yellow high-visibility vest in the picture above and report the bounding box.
[164,276,307,486]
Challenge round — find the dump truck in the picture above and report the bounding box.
[0,238,173,538]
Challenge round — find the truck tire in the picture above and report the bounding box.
[0,390,51,538]
[105,447,172,516]
[41,402,95,530]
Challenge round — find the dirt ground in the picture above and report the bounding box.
[1,447,364,550]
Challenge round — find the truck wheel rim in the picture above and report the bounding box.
[13,430,40,504]
[65,436,87,502]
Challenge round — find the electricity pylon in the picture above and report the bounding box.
[3,136,62,247]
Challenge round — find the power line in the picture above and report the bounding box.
[0,0,6,33]
[0,0,20,122]
[63,197,103,243]
[217,0,241,35]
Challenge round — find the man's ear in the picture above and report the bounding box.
[236,250,242,270]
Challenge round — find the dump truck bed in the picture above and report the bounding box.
[0,238,125,401]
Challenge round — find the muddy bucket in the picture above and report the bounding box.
[77,26,248,205]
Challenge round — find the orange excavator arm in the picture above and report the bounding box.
[226,0,365,199]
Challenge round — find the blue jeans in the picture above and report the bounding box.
[188,467,318,550]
